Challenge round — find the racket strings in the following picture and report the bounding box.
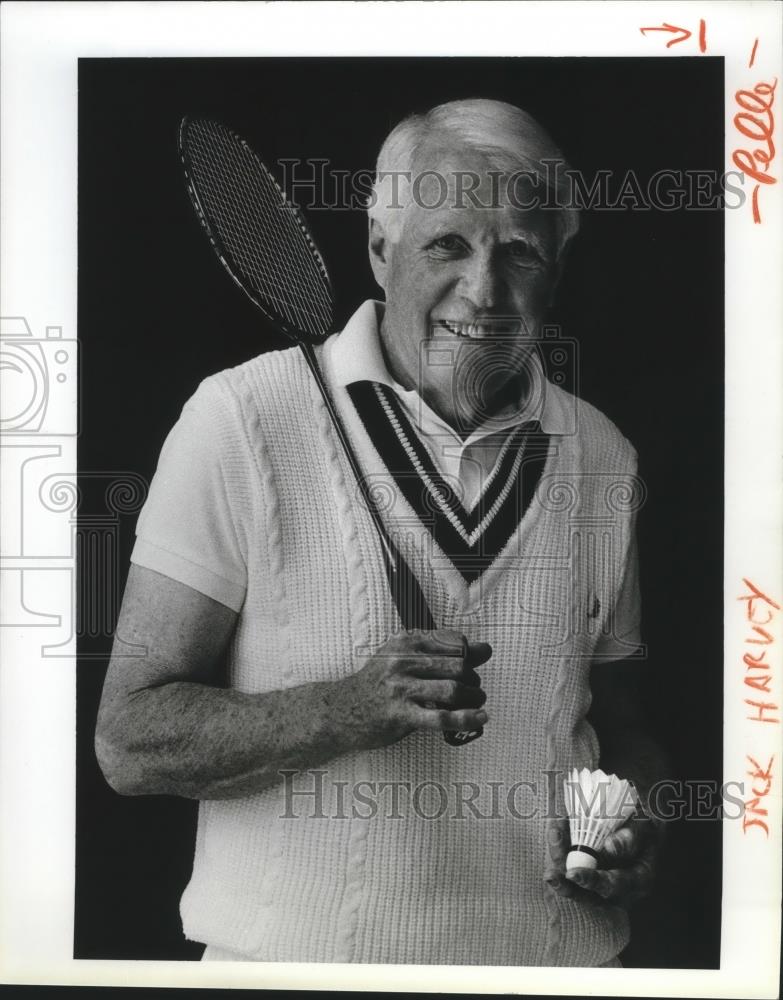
[184,120,332,339]
[217,130,321,312]
[200,126,328,328]
[202,127,328,330]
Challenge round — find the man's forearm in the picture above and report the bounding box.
[96,677,360,800]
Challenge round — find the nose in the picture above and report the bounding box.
[460,248,501,311]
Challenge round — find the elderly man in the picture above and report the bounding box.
[96,98,662,966]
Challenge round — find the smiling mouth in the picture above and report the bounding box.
[437,319,527,340]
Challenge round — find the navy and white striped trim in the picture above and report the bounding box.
[346,381,551,583]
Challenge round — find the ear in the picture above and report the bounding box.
[368,217,391,292]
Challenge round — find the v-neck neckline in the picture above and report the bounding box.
[346,380,552,587]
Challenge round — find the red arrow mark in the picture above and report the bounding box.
[640,23,692,48]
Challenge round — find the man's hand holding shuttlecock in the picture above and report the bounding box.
[543,767,659,904]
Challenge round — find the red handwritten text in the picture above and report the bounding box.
[639,20,706,52]
[738,580,780,837]
[731,78,778,224]
[744,754,775,836]
[739,578,780,723]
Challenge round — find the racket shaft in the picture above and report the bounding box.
[300,344,432,625]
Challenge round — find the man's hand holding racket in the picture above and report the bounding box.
[335,630,492,751]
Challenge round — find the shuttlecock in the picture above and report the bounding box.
[563,767,638,871]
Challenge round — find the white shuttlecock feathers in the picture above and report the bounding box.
[563,768,638,870]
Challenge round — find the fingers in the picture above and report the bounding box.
[565,855,655,903]
[402,644,492,680]
[407,678,487,710]
[372,630,492,740]
[543,816,577,897]
[543,814,657,904]
[564,820,658,903]
[545,815,570,867]
[544,872,578,898]
[409,704,488,733]
[599,825,638,864]
[599,818,656,866]
[383,630,493,668]
[401,645,490,698]
[429,630,492,668]
[430,628,468,654]
[404,655,472,679]
[384,629,462,655]
[464,641,493,668]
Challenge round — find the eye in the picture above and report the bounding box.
[428,234,468,257]
[507,240,543,266]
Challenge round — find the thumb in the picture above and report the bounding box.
[544,815,571,869]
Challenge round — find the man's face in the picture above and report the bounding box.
[370,145,560,430]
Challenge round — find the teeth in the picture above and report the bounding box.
[440,320,518,339]
[441,321,485,339]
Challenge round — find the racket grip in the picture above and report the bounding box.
[386,561,483,748]
[443,636,483,746]
[444,728,484,746]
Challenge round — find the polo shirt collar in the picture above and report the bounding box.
[328,299,572,437]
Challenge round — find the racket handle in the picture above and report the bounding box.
[383,557,483,748]
[444,729,483,746]
[442,639,483,747]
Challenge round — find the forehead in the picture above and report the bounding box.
[402,142,552,241]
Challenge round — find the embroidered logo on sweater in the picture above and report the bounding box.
[347,381,551,583]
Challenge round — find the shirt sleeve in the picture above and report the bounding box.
[130,378,248,612]
[591,519,642,662]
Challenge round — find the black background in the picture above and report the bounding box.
[77,57,724,968]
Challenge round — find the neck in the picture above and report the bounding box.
[446,370,531,439]
[381,341,532,439]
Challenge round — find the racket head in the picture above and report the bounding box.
[178,116,333,344]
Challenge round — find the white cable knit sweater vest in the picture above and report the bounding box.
[176,343,640,966]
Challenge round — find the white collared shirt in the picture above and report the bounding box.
[328,300,571,511]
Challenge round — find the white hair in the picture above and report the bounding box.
[368,98,579,261]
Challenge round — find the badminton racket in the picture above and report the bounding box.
[178,116,482,747]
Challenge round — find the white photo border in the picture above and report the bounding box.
[1,1,781,995]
